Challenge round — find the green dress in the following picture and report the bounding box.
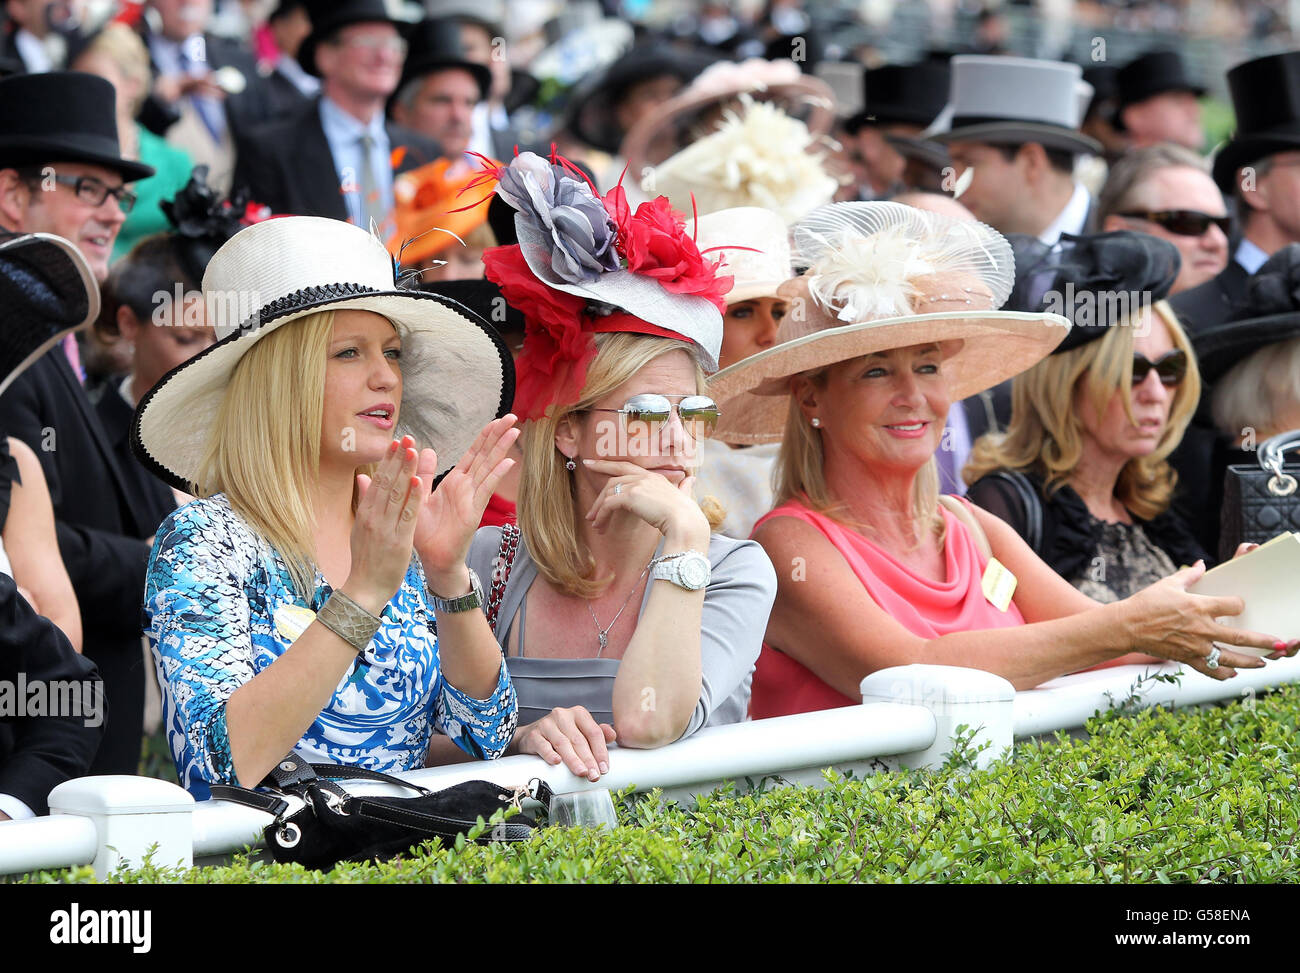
[112,125,194,263]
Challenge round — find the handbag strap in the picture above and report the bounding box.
[486,523,520,632]
[1258,429,1300,474]
[208,752,433,817]
[985,470,1043,555]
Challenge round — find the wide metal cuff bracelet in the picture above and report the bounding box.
[317,590,381,654]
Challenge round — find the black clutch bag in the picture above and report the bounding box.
[1219,430,1300,563]
[211,753,551,871]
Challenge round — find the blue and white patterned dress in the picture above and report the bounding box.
[144,494,517,799]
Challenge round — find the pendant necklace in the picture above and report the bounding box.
[586,561,652,657]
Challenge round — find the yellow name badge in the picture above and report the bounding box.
[273,603,317,644]
[980,557,1018,613]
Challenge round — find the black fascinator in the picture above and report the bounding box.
[1193,243,1300,383]
[161,166,267,284]
[1004,231,1182,354]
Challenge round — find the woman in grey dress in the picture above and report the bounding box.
[430,151,777,782]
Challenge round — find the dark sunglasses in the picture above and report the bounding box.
[587,393,721,439]
[1132,349,1187,386]
[1118,209,1230,237]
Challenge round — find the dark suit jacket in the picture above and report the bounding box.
[136,29,275,143]
[1167,260,1253,555]
[87,376,177,538]
[0,572,104,816]
[259,65,314,123]
[233,98,441,220]
[0,350,153,776]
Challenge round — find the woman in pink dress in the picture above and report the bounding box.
[707,202,1297,719]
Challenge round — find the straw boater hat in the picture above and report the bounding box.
[925,55,1101,156]
[687,207,791,305]
[131,216,514,492]
[707,201,1071,444]
[0,232,98,396]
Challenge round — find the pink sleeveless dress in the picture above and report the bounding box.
[750,497,1026,718]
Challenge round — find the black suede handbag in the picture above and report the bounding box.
[1219,430,1300,563]
[210,752,551,871]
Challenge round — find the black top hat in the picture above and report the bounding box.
[1194,243,1300,383]
[1080,64,1119,123]
[845,62,950,134]
[1212,51,1300,191]
[0,231,99,397]
[0,72,154,182]
[1006,230,1181,353]
[298,0,416,77]
[393,17,491,103]
[566,45,714,155]
[1113,50,1205,132]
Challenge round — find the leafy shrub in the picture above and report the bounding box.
[14,684,1300,884]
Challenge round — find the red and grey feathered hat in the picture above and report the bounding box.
[473,151,732,419]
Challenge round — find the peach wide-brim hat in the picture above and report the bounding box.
[707,202,1071,444]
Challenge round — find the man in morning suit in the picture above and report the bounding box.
[0,72,156,776]
[233,0,441,230]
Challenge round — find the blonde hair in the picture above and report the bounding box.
[517,332,724,598]
[963,300,1200,520]
[1211,335,1300,442]
[194,311,337,598]
[75,22,153,117]
[772,362,943,546]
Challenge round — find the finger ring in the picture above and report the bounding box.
[1206,645,1221,670]
[613,483,622,495]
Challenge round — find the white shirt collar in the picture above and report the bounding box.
[14,29,53,73]
[1235,237,1270,276]
[1037,182,1092,246]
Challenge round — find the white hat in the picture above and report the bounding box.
[687,207,792,305]
[926,55,1101,156]
[707,202,1070,444]
[131,216,513,491]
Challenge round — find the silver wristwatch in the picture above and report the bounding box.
[428,568,484,613]
[650,550,711,590]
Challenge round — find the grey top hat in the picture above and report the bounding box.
[926,55,1101,156]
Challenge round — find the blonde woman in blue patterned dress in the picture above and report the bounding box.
[134,217,520,798]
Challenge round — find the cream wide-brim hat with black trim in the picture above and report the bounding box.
[131,216,514,493]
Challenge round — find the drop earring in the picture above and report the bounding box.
[565,457,577,471]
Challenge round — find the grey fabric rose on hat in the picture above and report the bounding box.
[495,152,620,285]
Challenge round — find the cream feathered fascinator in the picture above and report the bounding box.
[650,95,839,224]
[707,201,1072,444]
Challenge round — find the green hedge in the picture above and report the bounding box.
[17,679,1300,884]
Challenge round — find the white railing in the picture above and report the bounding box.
[4,657,1299,878]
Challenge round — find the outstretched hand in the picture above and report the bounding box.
[413,414,519,584]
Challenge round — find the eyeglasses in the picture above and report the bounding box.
[587,394,722,440]
[1132,349,1187,387]
[1118,209,1230,238]
[51,174,136,213]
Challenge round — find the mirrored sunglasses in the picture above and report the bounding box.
[588,393,722,439]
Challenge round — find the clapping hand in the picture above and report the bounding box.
[413,415,519,589]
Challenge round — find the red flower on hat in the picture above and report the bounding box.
[482,244,593,420]
[603,186,732,314]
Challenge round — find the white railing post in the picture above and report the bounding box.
[860,664,1016,770]
[47,776,195,878]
